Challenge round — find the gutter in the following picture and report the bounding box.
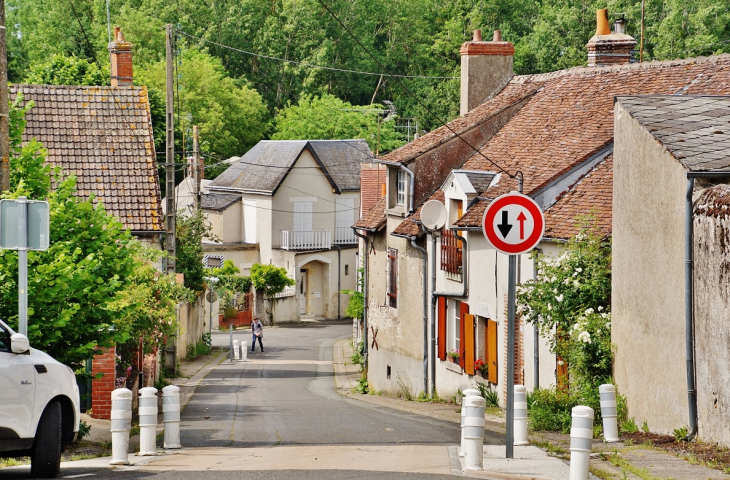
[410,236,429,396]
[352,226,376,366]
[373,159,415,214]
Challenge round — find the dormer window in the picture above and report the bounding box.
[396,169,406,206]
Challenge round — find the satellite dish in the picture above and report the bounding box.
[420,200,447,230]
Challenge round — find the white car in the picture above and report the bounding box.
[0,319,80,478]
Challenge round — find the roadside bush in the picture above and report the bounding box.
[527,387,577,433]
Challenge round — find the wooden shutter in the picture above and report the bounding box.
[464,314,475,375]
[437,297,447,361]
[557,357,569,391]
[487,319,498,384]
[459,302,469,369]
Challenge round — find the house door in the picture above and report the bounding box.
[299,269,307,315]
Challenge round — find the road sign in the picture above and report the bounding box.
[482,192,544,255]
[0,199,50,251]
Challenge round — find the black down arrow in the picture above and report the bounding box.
[497,210,513,238]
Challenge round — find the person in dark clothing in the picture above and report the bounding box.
[251,317,264,352]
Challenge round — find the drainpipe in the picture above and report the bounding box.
[333,244,341,319]
[685,177,698,441]
[352,226,373,365]
[429,229,438,396]
[410,236,428,396]
[374,159,415,214]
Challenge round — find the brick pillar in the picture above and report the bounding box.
[503,296,525,403]
[109,27,133,87]
[91,345,116,420]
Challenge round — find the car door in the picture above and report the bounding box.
[0,324,35,438]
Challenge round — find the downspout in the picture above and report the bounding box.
[410,236,428,396]
[685,177,698,441]
[429,230,438,395]
[333,244,341,319]
[352,226,373,365]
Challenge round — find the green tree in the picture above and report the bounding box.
[209,260,252,310]
[272,94,404,154]
[23,55,106,86]
[250,263,295,324]
[175,210,210,294]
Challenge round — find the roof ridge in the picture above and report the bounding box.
[511,53,730,84]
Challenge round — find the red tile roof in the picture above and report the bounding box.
[392,190,445,237]
[354,196,386,230]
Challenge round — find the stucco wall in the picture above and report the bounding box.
[693,185,730,444]
[613,102,690,435]
[178,295,206,359]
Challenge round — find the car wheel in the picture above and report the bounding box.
[30,400,62,478]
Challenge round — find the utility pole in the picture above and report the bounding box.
[192,125,200,212]
[0,1,9,192]
[165,24,176,273]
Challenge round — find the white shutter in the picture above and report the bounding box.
[244,200,257,243]
[293,202,312,232]
[336,198,355,229]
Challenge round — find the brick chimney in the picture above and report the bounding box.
[109,27,133,87]
[460,30,514,116]
[586,9,636,67]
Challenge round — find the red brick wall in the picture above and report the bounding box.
[502,295,524,403]
[91,345,116,420]
[360,163,386,217]
[110,28,133,87]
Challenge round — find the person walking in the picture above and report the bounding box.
[251,317,264,353]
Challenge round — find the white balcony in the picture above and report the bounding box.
[334,227,357,245]
[281,230,332,250]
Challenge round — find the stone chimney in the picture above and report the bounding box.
[460,30,514,116]
[109,27,133,87]
[586,9,636,67]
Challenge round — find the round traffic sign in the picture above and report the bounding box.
[482,193,544,255]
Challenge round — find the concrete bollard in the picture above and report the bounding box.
[460,388,481,456]
[162,385,182,449]
[599,384,619,442]
[138,387,158,456]
[110,388,133,465]
[514,385,528,446]
[462,394,486,471]
[233,339,241,360]
[241,341,248,362]
[569,405,594,480]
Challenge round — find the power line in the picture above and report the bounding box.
[177,30,459,80]
[313,0,515,180]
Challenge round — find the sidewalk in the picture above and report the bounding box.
[334,338,729,479]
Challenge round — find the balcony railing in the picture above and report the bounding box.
[281,230,332,250]
[334,227,357,245]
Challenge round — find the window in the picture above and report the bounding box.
[293,201,313,232]
[387,248,398,308]
[452,301,461,351]
[396,169,406,206]
[345,265,349,276]
[440,230,462,274]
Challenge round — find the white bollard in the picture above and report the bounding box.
[462,394,486,471]
[110,388,132,465]
[514,385,529,446]
[460,388,481,456]
[599,384,619,442]
[138,387,158,456]
[569,405,594,480]
[241,341,248,362]
[162,385,182,449]
[233,339,241,360]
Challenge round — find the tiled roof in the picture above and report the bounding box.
[354,196,386,230]
[381,83,541,165]
[543,155,613,240]
[210,140,371,193]
[695,183,730,219]
[454,54,730,228]
[201,192,240,211]
[392,190,445,237]
[11,84,163,232]
[617,95,730,171]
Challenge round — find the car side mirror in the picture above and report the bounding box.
[10,333,30,354]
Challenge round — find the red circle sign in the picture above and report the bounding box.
[482,193,545,255]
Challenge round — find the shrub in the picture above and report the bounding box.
[527,387,577,433]
[474,382,500,407]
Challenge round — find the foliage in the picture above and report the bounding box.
[175,210,210,293]
[186,339,212,358]
[350,341,364,366]
[448,349,460,360]
[474,382,500,408]
[527,387,577,433]
[621,417,639,433]
[210,260,253,306]
[474,358,488,377]
[342,262,365,320]
[673,426,688,442]
[24,55,106,86]
[642,420,650,434]
[355,372,369,394]
[250,263,295,298]
[76,420,91,441]
[272,94,404,154]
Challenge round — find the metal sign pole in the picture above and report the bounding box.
[17,196,27,336]
[506,254,517,458]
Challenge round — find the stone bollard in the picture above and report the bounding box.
[514,385,528,446]
[599,384,619,442]
[241,341,248,362]
[110,388,132,465]
[462,394,486,471]
[569,405,594,480]
[233,339,241,360]
[162,385,182,449]
[138,387,158,456]
[460,388,481,456]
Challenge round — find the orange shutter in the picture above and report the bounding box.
[437,297,447,361]
[487,319,498,384]
[459,302,469,369]
[464,314,475,375]
[557,357,569,391]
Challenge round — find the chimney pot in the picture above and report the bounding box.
[596,9,611,35]
[493,30,502,42]
[614,17,627,34]
[473,30,482,42]
[586,9,636,67]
